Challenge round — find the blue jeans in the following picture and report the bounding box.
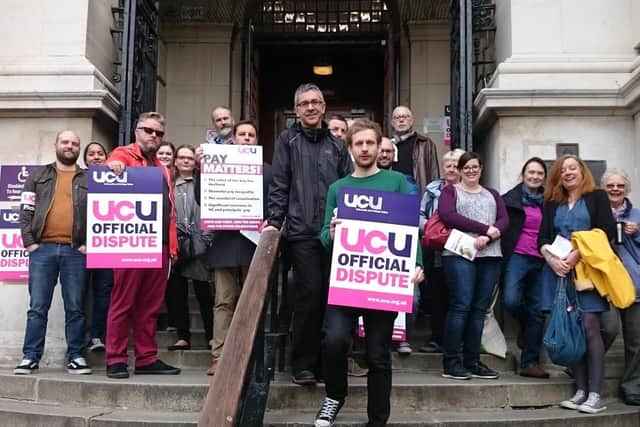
[88,268,113,341]
[442,256,501,368]
[502,253,545,367]
[22,243,87,361]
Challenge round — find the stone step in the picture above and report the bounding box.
[4,368,620,413]
[0,398,198,427]
[263,403,640,426]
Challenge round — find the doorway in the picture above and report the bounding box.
[257,42,385,160]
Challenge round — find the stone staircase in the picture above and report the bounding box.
[1,306,639,426]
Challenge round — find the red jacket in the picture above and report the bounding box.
[108,143,179,257]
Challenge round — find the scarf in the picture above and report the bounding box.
[521,183,543,206]
[612,199,627,221]
[392,129,416,144]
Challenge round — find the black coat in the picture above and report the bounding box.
[194,163,273,268]
[500,183,544,263]
[267,122,352,240]
[537,189,616,250]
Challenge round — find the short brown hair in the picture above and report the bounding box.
[135,111,165,128]
[544,154,596,203]
[345,119,382,146]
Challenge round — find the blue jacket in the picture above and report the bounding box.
[613,198,640,302]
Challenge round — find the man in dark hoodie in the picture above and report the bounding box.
[264,83,352,385]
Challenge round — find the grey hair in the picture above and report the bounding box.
[293,83,324,108]
[442,148,465,164]
[601,168,632,195]
[136,111,165,128]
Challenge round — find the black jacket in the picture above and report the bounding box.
[20,163,88,248]
[537,189,615,250]
[500,183,544,263]
[267,122,352,240]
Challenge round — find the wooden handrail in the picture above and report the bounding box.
[198,229,281,426]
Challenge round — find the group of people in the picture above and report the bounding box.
[10,82,640,427]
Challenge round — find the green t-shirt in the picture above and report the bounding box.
[320,169,423,266]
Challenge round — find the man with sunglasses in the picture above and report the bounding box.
[264,83,352,385]
[103,111,180,379]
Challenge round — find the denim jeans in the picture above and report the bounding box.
[502,253,545,367]
[88,268,113,341]
[22,243,87,361]
[442,256,500,368]
[322,305,396,426]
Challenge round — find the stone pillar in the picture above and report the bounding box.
[0,0,120,367]
[476,0,640,192]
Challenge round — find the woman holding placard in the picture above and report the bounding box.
[538,155,615,413]
[437,152,508,381]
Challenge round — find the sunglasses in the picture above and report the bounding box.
[137,126,165,138]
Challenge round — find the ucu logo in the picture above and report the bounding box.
[343,194,383,210]
[92,200,157,221]
[237,146,257,154]
[2,211,19,223]
[93,170,128,184]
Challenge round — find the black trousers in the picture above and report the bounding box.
[288,239,330,375]
[165,271,213,342]
[322,305,397,426]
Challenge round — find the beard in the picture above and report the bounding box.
[354,155,377,170]
[218,126,233,138]
[56,149,79,166]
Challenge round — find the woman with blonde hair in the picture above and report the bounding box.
[538,155,615,413]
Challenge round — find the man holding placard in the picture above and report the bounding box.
[314,119,424,427]
[103,112,180,379]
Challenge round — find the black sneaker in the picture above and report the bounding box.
[67,357,92,375]
[134,359,181,375]
[14,359,38,375]
[442,362,472,380]
[106,363,130,379]
[466,361,499,379]
[292,369,317,385]
[314,397,344,427]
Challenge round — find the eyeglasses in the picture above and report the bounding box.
[137,127,165,138]
[176,156,195,161]
[296,99,324,109]
[606,183,625,189]
[392,114,411,120]
[462,165,481,172]
[380,149,394,154]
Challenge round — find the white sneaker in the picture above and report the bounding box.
[14,359,38,375]
[578,392,607,414]
[88,338,105,352]
[397,341,412,355]
[67,357,92,375]
[560,389,586,410]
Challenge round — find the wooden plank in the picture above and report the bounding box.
[198,229,281,427]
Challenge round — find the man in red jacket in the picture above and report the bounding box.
[104,111,180,379]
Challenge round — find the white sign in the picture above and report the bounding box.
[200,144,264,231]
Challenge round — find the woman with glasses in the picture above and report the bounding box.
[500,157,549,378]
[165,145,213,351]
[602,169,640,403]
[538,155,615,413]
[437,152,508,380]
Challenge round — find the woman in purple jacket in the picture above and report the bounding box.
[438,152,509,380]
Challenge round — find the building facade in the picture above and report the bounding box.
[0,0,639,358]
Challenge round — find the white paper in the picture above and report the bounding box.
[240,230,261,246]
[546,234,573,259]
[444,229,478,261]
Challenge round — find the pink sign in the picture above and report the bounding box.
[328,188,419,313]
[0,209,28,281]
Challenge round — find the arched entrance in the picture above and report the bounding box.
[242,0,399,160]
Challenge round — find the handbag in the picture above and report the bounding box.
[177,224,212,260]
[543,277,586,367]
[421,210,451,251]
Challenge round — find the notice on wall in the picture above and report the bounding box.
[328,188,420,313]
[86,166,163,268]
[443,105,451,146]
[0,165,39,203]
[0,209,28,281]
[200,144,263,231]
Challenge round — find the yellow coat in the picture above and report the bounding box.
[571,228,636,309]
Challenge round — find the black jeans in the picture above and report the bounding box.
[322,305,396,426]
[165,271,213,342]
[288,239,330,375]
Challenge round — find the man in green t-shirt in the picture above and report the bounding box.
[314,119,424,427]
